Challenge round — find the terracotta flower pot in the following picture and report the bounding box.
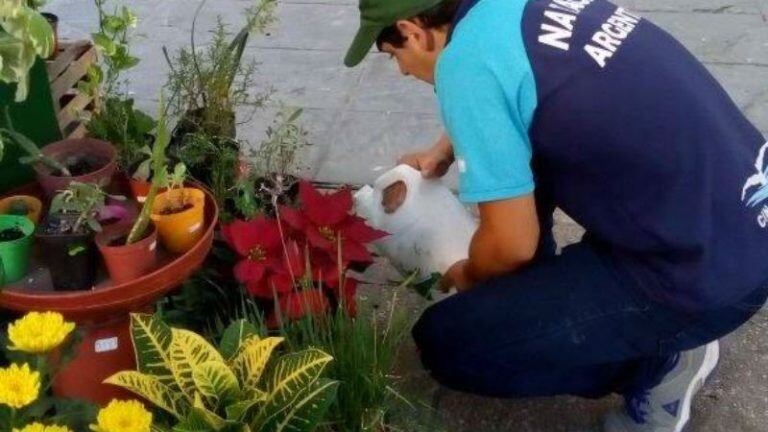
[0,195,43,225]
[151,188,206,254]
[0,215,35,285]
[35,138,117,198]
[96,223,158,284]
[36,215,97,291]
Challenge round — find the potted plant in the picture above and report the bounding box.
[0,215,35,286]
[0,113,118,197]
[151,162,206,254]
[164,0,275,195]
[0,195,43,225]
[242,106,310,217]
[165,1,275,140]
[95,103,171,284]
[36,181,118,290]
[33,137,118,198]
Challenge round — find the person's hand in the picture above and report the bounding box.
[439,259,473,293]
[398,134,454,179]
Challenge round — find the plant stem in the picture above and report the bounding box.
[190,0,208,107]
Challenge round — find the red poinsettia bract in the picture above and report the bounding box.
[222,217,292,298]
[280,181,387,264]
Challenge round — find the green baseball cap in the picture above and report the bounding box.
[344,0,445,67]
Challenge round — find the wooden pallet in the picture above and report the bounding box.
[46,40,99,140]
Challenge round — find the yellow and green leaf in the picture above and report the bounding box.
[104,370,188,419]
[193,360,242,406]
[130,313,176,388]
[232,337,283,391]
[170,328,226,401]
[270,378,339,432]
[219,320,260,360]
[253,348,333,428]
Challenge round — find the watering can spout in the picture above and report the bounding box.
[353,185,375,220]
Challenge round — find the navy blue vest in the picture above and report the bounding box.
[451,0,768,310]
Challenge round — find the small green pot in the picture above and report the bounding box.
[0,215,35,286]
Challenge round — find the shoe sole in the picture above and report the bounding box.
[676,341,720,432]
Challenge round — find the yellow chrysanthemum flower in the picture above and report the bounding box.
[90,399,152,432]
[8,311,76,354]
[13,422,72,432]
[0,363,40,409]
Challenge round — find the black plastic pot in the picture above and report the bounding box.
[36,216,97,291]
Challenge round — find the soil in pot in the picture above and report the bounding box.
[0,227,25,242]
[0,216,35,285]
[158,202,194,215]
[36,138,118,198]
[151,188,206,254]
[36,215,98,291]
[96,224,158,284]
[54,154,108,177]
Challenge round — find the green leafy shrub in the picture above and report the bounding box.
[86,97,156,174]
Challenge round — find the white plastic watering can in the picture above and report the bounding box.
[354,164,478,281]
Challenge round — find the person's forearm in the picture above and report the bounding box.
[464,200,540,284]
[464,230,534,284]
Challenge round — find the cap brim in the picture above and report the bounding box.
[344,23,384,67]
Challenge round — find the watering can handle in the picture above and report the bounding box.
[373,165,426,214]
[373,164,425,195]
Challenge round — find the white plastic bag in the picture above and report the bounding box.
[354,165,478,281]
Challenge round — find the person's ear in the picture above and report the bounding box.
[395,20,429,50]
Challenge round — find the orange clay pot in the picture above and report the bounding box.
[95,223,158,285]
[151,188,206,254]
[0,196,42,225]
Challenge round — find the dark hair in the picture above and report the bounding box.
[375,0,461,50]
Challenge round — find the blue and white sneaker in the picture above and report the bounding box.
[604,341,720,432]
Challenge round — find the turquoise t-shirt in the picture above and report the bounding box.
[436,0,537,203]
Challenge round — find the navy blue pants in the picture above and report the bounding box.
[413,240,768,399]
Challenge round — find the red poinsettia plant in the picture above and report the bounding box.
[222,180,387,325]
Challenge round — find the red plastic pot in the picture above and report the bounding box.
[0,181,218,405]
[96,224,158,285]
[35,138,117,197]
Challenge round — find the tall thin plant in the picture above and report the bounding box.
[125,98,170,245]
